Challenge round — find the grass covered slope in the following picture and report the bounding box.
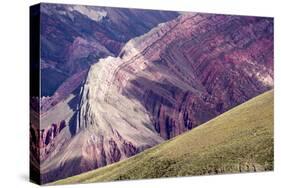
[53,90,274,185]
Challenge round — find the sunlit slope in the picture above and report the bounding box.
[53,90,274,185]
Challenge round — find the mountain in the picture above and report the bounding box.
[52,89,274,184]
[38,3,179,112]
[32,7,273,184]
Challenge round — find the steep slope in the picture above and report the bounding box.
[111,13,273,139]
[53,90,274,185]
[39,3,179,110]
[39,12,273,183]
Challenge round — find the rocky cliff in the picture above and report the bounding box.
[39,12,273,183]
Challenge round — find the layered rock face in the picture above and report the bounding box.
[82,13,273,140]
[39,3,179,111]
[41,57,164,183]
[38,12,273,183]
[34,6,179,164]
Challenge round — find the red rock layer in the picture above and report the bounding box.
[114,14,273,139]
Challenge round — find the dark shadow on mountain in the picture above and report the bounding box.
[66,84,83,137]
[67,85,82,111]
[68,111,78,137]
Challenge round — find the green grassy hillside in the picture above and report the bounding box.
[53,90,274,185]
